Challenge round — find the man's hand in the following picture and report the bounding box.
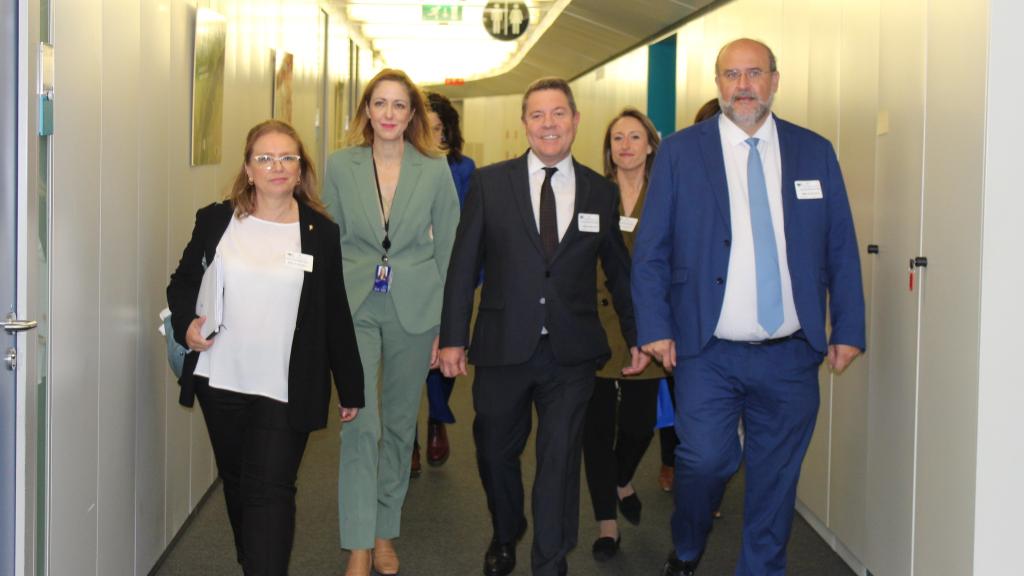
[641,339,676,371]
[429,336,440,369]
[439,346,468,378]
[828,344,861,374]
[621,346,652,376]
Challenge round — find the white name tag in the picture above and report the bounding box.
[795,180,823,200]
[619,216,638,233]
[578,213,600,233]
[284,251,314,272]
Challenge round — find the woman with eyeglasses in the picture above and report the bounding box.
[323,69,460,576]
[167,119,364,575]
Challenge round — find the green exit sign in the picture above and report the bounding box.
[422,5,463,22]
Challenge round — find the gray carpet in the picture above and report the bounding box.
[152,373,854,576]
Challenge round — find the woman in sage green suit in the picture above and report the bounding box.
[323,68,460,576]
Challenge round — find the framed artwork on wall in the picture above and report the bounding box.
[190,8,226,166]
[273,50,294,124]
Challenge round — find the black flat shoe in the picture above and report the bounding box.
[591,535,620,562]
[618,493,642,525]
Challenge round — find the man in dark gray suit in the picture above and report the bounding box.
[439,78,649,576]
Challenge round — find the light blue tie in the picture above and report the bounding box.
[746,137,784,335]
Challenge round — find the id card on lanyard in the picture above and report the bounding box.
[372,156,394,293]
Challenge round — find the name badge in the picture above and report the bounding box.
[284,251,314,272]
[578,213,600,233]
[795,180,823,200]
[373,264,392,293]
[619,216,638,233]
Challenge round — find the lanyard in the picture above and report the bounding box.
[371,156,393,259]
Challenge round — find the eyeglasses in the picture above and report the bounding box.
[719,68,768,82]
[252,154,301,170]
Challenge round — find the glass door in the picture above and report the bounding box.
[1,0,19,570]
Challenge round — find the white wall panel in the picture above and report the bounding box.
[570,47,648,172]
[827,0,880,562]
[914,0,987,571]
[48,0,102,571]
[867,0,926,573]
[97,0,141,572]
[135,1,172,571]
[975,1,1024,572]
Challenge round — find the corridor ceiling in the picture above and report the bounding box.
[328,0,720,98]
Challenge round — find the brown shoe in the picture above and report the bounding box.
[411,444,422,478]
[426,420,450,465]
[658,465,673,492]
[373,538,400,576]
[344,549,371,576]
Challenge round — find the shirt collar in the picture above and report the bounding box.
[527,150,575,178]
[719,112,777,148]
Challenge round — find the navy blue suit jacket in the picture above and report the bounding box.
[632,115,865,357]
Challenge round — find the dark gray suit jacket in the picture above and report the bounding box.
[440,153,635,368]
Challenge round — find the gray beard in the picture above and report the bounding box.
[719,93,774,129]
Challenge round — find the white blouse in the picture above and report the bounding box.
[205,215,303,402]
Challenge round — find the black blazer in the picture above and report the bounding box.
[167,201,364,432]
[440,153,636,367]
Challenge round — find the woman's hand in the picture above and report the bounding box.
[185,316,215,351]
[429,335,440,369]
[338,405,359,422]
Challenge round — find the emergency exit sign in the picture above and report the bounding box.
[422,5,463,21]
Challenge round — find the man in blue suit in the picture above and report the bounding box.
[631,39,865,576]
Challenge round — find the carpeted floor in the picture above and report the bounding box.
[152,372,854,576]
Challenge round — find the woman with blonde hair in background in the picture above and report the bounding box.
[583,107,667,561]
[323,69,461,576]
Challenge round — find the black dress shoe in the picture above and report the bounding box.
[558,557,568,575]
[662,551,698,576]
[483,520,528,576]
[591,535,620,562]
[483,539,516,576]
[618,493,642,525]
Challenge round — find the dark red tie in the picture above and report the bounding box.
[539,167,559,261]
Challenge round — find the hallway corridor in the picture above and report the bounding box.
[153,377,854,575]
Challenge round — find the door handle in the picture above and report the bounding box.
[2,312,38,333]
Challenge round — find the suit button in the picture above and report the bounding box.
[714,277,724,285]
[724,239,731,247]
[539,297,546,304]
[545,270,551,278]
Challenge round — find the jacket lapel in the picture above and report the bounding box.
[699,120,732,234]
[549,159,589,264]
[352,147,387,247]
[386,145,424,243]
[775,115,797,245]
[204,202,233,266]
[295,202,318,324]
[510,153,545,258]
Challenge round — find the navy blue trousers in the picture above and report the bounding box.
[671,336,822,576]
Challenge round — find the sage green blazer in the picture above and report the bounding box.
[323,144,460,335]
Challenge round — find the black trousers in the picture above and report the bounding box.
[473,338,595,576]
[195,379,309,576]
[583,377,660,520]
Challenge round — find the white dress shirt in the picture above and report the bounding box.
[527,150,576,241]
[206,215,303,402]
[714,114,801,341]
